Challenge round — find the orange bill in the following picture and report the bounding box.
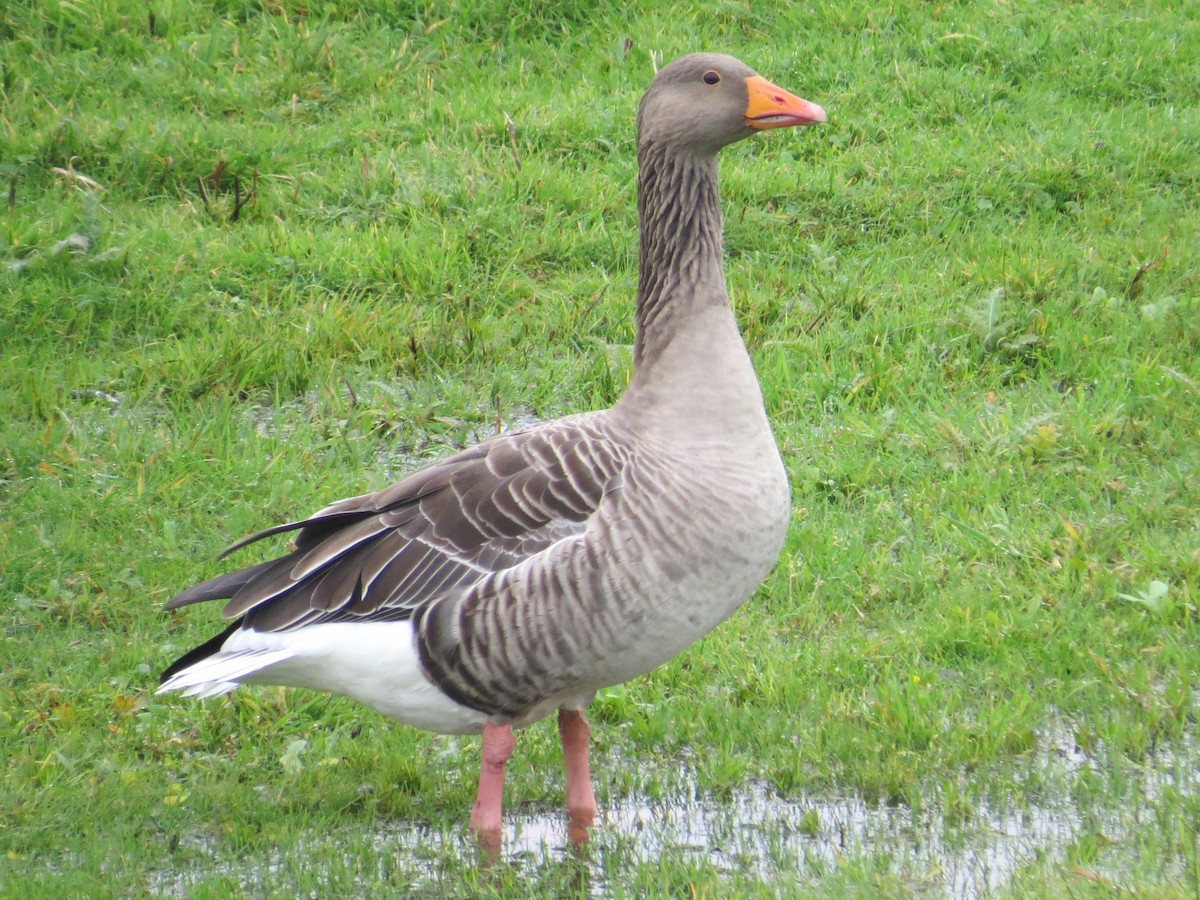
[744,75,827,129]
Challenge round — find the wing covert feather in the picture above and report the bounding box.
[166,418,628,633]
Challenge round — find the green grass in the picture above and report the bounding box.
[3,0,1199,895]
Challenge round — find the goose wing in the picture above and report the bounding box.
[164,415,628,633]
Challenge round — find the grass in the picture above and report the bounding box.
[3,0,1199,895]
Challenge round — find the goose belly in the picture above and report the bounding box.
[570,453,791,690]
[605,509,788,682]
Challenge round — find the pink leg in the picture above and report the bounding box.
[558,708,598,843]
[470,722,515,855]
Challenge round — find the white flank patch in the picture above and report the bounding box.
[157,620,489,735]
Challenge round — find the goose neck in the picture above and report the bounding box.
[633,142,726,369]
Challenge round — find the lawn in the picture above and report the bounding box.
[2,1,1199,896]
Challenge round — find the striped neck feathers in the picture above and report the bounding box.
[634,141,727,369]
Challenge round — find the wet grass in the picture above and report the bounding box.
[3,0,1200,896]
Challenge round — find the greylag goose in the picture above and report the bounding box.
[158,52,826,849]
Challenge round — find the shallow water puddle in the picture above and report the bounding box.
[151,723,1197,897]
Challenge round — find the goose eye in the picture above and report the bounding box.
[701,70,721,85]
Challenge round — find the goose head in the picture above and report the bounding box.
[637,53,827,155]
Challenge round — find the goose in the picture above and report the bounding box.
[158,52,826,850]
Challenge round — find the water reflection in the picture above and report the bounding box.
[151,723,1197,897]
